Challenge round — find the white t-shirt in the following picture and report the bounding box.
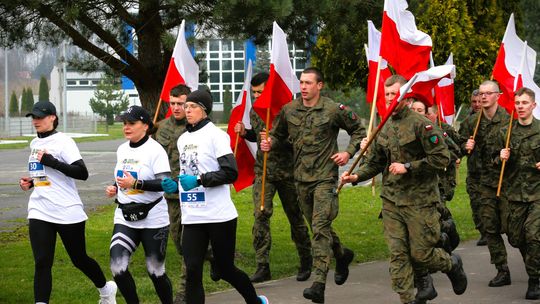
[27,132,88,224]
[113,137,171,229]
[177,121,238,224]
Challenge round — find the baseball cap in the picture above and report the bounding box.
[120,105,153,128]
[25,101,57,118]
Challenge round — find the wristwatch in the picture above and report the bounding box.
[404,162,411,172]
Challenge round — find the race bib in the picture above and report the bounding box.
[116,169,144,195]
[180,191,206,208]
[28,149,46,178]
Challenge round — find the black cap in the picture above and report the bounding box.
[120,105,153,128]
[186,89,213,114]
[26,101,57,118]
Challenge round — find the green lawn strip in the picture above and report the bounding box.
[0,165,475,303]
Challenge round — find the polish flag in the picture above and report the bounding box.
[387,65,456,119]
[514,43,540,119]
[380,0,432,79]
[492,13,536,115]
[159,20,199,117]
[366,20,392,118]
[434,54,456,125]
[253,22,300,128]
[226,61,257,192]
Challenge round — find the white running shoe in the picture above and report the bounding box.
[98,281,117,304]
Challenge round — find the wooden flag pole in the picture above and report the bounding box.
[496,111,514,197]
[153,98,163,124]
[260,107,271,211]
[233,131,240,157]
[366,56,383,197]
[467,110,483,154]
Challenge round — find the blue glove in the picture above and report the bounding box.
[179,174,198,191]
[161,177,178,194]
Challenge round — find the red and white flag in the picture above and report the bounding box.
[366,20,392,118]
[492,13,537,114]
[434,54,456,125]
[514,42,540,119]
[253,22,300,128]
[159,20,199,117]
[391,65,456,114]
[226,61,257,192]
[380,0,432,79]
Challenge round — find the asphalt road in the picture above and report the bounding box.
[0,130,356,232]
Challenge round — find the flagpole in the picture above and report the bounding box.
[337,74,419,193]
[153,98,163,124]
[260,107,271,211]
[496,110,514,196]
[234,131,240,157]
[367,56,383,196]
[468,110,483,154]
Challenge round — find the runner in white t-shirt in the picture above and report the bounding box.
[162,89,269,304]
[19,101,117,304]
[105,105,173,303]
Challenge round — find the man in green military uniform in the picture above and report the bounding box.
[154,84,191,303]
[459,90,487,246]
[234,72,312,283]
[461,80,511,287]
[497,87,540,300]
[342,75,467,304]
[260,67,365,303]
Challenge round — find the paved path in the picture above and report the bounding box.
[207,240,539,304]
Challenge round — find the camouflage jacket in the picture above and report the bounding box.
[248,109,294,181]
[270,96,365,183]
[458,112,482,177]
[154,116,186,199]
[355,107,450,206]
[438,121,460,201]
[459,106,510,188]
[497,118,540,202]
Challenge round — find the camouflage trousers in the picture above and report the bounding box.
[296,180,345,284]
[507,200,540,278]
[466,176,484,235]
[479,185,509,266]
[252,176,312,265]
[381,198,453,303]
[166,198,186,299]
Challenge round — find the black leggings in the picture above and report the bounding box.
[182,218,260,304]
[110,224,172,304]
[28,219,107,303]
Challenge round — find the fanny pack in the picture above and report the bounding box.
[115,197,162,222]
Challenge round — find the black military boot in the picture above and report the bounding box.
[415,273,438,301]
[476,234,487,246]
[437,232,453,254]
[296,258,312,281]
[250,263,271,283]
[303,282,325,303]
[445,253,467,295]
[334,248,354,285]
[442,218,460,251]
[526,277,540,300]
[488,264,511,287]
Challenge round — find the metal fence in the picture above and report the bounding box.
[0,114,98,137]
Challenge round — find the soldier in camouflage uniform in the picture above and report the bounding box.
[261,67,365,303]
[234,72,312,283]
[154,84,191,303]
[497,87,540,300]
[342,76,467,304]
[460,80,511,287]
[459,90,487,246]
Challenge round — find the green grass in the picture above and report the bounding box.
[0,122,125,150]
[0,165,476,303]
